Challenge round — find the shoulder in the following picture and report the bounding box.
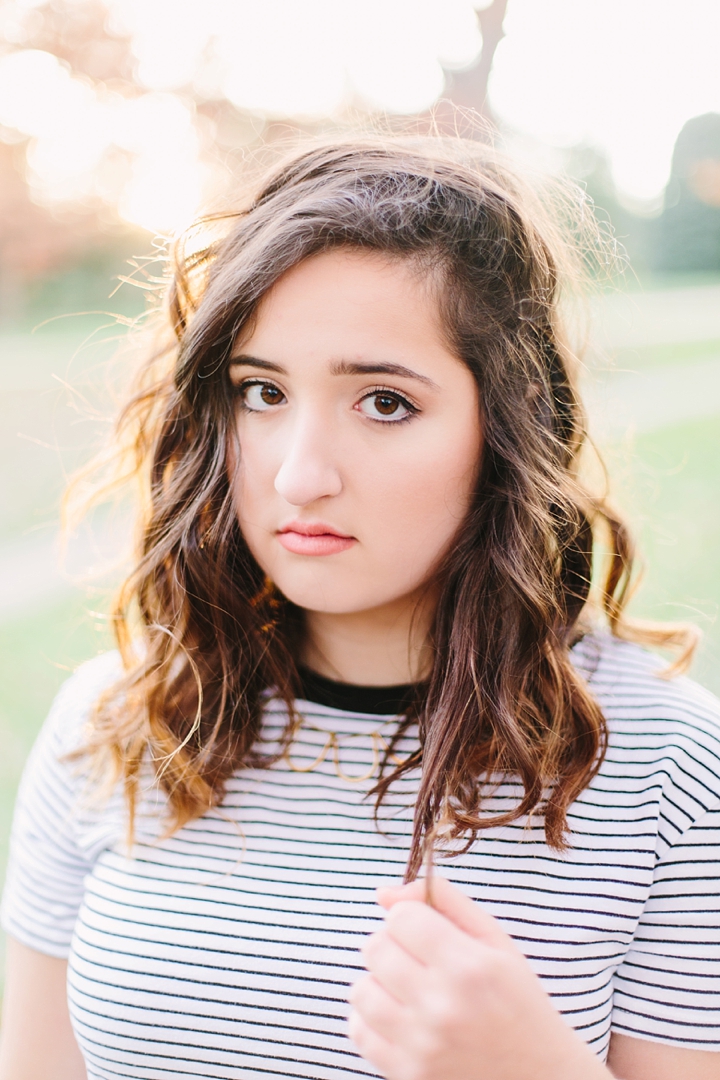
[17,650,126,822]
[35,649,125,759]
[2,651,126,955]
[15,649,136,861]
[572,630,720,737]
[572,632,720,840]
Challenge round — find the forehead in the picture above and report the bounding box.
[237,248,448,360]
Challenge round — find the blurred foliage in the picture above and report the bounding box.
[0,0,499,314]
[658,114,720,273]
[1,233,150,328]
[1,0,718,324]
[565,114,720,279]
[563,143,657,277]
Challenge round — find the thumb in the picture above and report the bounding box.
[378,877,515,952]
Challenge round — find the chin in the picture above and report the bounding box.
[270,572,403,617]
[276,585,376,616]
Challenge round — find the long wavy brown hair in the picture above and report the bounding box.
[78,136,696,880]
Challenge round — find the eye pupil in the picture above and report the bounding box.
[260,385,281,405]
[375,394,399,415]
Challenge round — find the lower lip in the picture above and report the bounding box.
[277,531,356,556]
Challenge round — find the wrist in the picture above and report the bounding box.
[536,1024,616,1080]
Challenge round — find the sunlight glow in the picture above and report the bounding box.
[107,0,212,92]
[107,0,483,118]
[0,50,94,139]
[0,49,204,232]
[0,1,483,232]
[2,0,718,228]
[490,0,720,201]
[217,2,348,117]
[113,94,204,234]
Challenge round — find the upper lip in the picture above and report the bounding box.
[278,520,354,538]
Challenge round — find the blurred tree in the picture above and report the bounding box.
[562,143,655,276]
[0,141,107,322]
[442,0,508,121]
[0,0,140,318]
[0,0,507,318]
[25,0,133,81]
[656,113,720,273]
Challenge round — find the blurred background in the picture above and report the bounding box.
[1,0,719,951]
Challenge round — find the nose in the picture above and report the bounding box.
[273,415,343,506]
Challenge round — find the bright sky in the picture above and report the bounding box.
[491,0,720,203]
[0,0,718,231]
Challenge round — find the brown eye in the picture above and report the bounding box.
[260,385,283,405]
[241,381,286,411]
[357,391,415,423]
[374,394,400,416]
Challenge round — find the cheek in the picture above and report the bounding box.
[359,420,481,587]
[226,405,481,613]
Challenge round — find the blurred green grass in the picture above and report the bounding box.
[624,413,720,690]
[0,318,139,543]
[611,338,720,371]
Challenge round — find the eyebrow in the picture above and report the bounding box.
[229,355,285,374]
[229,354,439,389]
[330,359,438,388]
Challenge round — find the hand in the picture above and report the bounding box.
[348,876,610,1080]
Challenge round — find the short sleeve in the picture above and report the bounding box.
[612,803,720,1049]
[1,652,123,958]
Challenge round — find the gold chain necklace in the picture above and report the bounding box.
[283,718,415,784]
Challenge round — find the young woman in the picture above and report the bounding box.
[2,138,720,1080]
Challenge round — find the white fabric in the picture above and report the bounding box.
[3,633,720,1079]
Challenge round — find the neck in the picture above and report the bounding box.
[300,591,435,686]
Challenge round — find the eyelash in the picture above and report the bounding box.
[233,379,420,424]
[360,385,419,424]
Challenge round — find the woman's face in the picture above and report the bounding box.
[229,248,482,617]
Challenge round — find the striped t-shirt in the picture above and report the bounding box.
[3,632,720,1079]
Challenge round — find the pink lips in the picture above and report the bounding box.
[277,521,356,556]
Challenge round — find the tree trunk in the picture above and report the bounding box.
[444,0,509,123]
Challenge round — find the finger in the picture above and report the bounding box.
[349,973,409,1043]
[383,897,516,971]
[382,878,515,952]
[362,927,427,1004]
[377,880,430,909]
[348,1009,406,1080]
[383,899,476,968]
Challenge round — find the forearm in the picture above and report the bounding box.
[0,937,86,1080]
